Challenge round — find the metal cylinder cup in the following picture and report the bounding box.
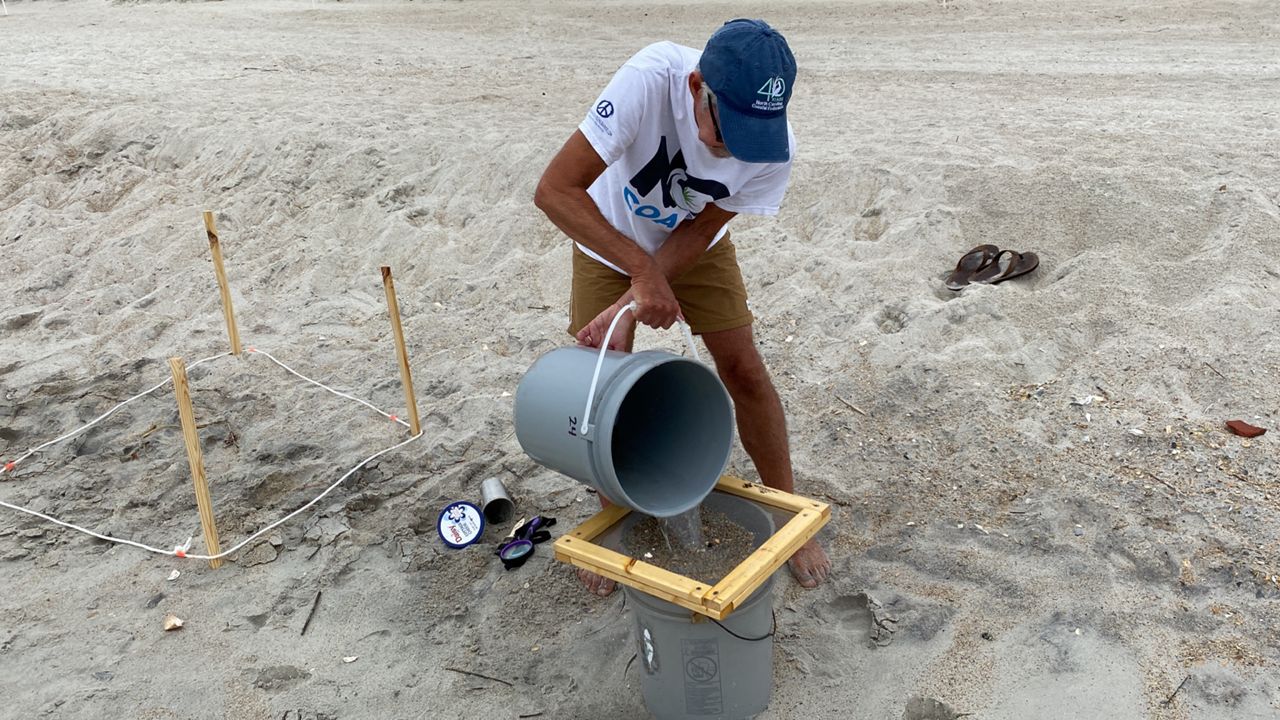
[480,477,515,524]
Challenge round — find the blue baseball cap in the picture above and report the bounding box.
[699,19,796,163]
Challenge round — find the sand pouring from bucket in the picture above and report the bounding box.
[514,302,733,517]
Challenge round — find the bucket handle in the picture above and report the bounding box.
[578,301,701,439]
[711,609,777,642]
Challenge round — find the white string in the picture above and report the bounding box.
[0,348,422,559]
[2,352,229,471]
[0,498,196,556]
[249,347,411,428]
[187,430,421,560]
[577,302,702,438]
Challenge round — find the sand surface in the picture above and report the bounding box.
[2,1,1279,718]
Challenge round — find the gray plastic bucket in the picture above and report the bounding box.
[624,493,777,720]
[514,346,733,517]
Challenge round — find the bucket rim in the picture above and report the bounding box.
[587,352,733,517]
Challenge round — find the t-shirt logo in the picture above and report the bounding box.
[626,136,730,221]
[621,137,730,228]
[596,100,614,118]
[754,78,786,112]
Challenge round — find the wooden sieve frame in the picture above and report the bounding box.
[553,475,830,621]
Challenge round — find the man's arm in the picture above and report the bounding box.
[573,202,736,349]
[613,202,738,305]
[533,130,680,329]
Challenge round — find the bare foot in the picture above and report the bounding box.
[788,539,831,588]
[576,567,617,597]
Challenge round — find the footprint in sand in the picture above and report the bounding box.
[903,696,961,720]
[828,592,899,648]
[876,306,908,334]
[251,665,310,691]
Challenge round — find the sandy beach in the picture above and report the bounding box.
[1,1,1278,718]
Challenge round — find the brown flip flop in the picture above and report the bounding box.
[971,249,1039,285]
[944,244,1000,291]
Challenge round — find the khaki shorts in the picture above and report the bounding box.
[569,234,754,336]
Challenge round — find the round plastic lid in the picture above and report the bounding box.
[438,501,485,548]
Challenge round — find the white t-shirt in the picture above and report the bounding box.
[577,41,796,274]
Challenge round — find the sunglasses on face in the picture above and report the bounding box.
[708,96,723,143]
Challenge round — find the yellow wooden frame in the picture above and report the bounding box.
[553,475,830,620]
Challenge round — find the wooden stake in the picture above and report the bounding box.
[169,357,223,569]
[203,211,242,356]
[380,266,421,435]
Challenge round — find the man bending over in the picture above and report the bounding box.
[534,19,831,595]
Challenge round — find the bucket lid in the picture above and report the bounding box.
[438,501,486,548]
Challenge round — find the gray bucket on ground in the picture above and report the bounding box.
[623,493,778,720]
[514,346,733,517]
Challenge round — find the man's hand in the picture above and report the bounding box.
[576,301,638,350]
[630,267,681,330]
